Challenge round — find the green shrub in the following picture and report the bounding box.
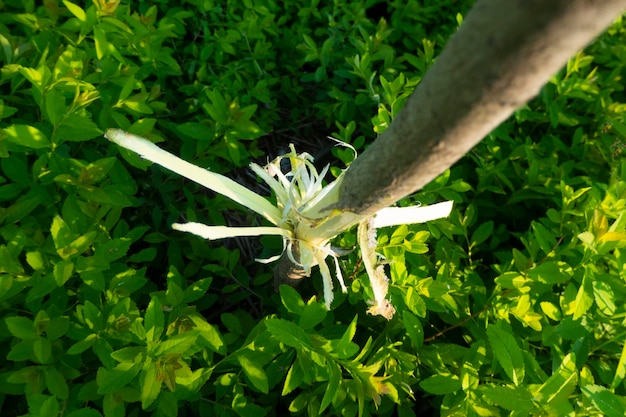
[1,1,625,416]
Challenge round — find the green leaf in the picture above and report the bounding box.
[68,334,97,355]
[1,153,29,184]
[62,0,86,21]
[612,342,626,389]
[204,90,228,124]
[110,346,146,362]
[279,285,305,315]
[54,114,102,143]
[19,65,51,91]
[79,270,106,292]
[82,300,103,331]
[176,122,214,140]
[403,240,428,254]
[319,361,341,413]
[2,124,50,149]
[552,317,588,340]
[2,187,50,224]
[69,231,98,256]
[65,408,103,417]
[45,367,69,399]
[282,361,304,396]
[145,296,164,342]
[481,384,535,412]
[156,392,178,417]
[46,317,70,341]
[527,261,572,285]
[84,157,117,184]
[238,354,269,394]
[592,279,616,315]
[5,316,37,340]
[573,273,594,320]
[486,321,525,385]
[120,93,154,114]
[232,388,268,417]
[127,247,156,263]
[265,318,313,350]
[93,25,109,60]
[53,259,74,286]
[534,353,578,405]
[403,310,424,349]
[153,332,199,356]
[33,337,52,364]
[96,362,143,394]
[0,245,23,274]
[581,384,626,417]
[531,221,556,255]
[470,221,494,247]
[188,314,226,355]
[540,301,562,321]
[40,396,60,417]
[328,315,359,359]
[103,393,125,417]
[230,118,262,139]
[165,280,184,306]
[183,277,212,303]
[7,340,33,361]
[419,374,462,395]
[0,98,18,120]
[50,216,74,251]
[44,88,67,126]
[297,300,327,330]
[141,362,162,409]
[95,238,131,262]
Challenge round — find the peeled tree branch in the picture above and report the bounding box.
[336,0,626,215]
[106,0,626,319]
[105,130,453,319]
[273,0,626,304]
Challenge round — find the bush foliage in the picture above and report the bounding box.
[1,1,626,416]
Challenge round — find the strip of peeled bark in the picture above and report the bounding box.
[275,0,626,286]
[336,0,626,216]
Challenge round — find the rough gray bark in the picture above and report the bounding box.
[336,0,626,216]
[275,0,626,287]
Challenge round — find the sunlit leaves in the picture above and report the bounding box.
[402,310,424,349]
[5,316,38,340]
[141,360,162,409]
[2,125,50,149]
[3,0,626,416]
[486,321,525,386]
[237,355,269,394]
[582,384,626,417]
[481,385,535,413]
[533,353,578,406]
[96,362,142,394]
[265,318,313,351]
[419,374,462,395]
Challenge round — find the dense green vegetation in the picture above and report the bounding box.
[1,1,626,416]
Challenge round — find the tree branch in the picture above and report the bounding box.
[275,0,626,286]
[336,0,626,215]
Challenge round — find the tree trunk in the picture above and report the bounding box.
[336,0,626,215]
[275,0,626,287]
